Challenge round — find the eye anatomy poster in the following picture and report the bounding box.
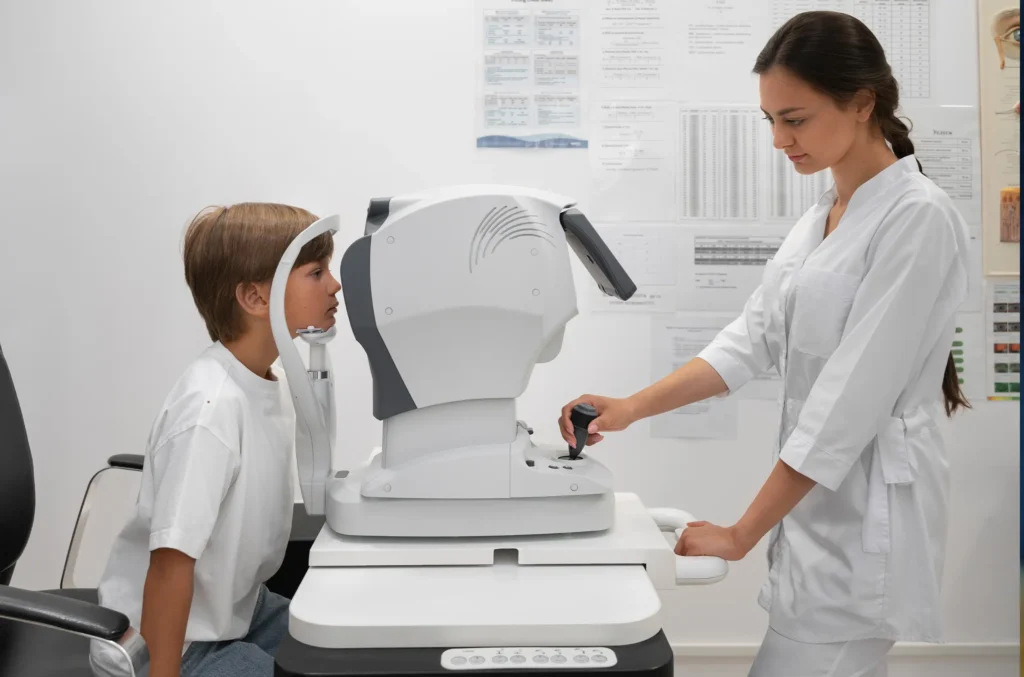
[977,0,1020,274]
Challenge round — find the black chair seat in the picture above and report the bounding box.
[0,587,100,677]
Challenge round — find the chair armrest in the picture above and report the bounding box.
[107,454,144,471]
[0,585,129,641]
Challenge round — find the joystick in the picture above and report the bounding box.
[567,403,598,460]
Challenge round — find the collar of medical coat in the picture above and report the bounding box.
[816,154,920,211]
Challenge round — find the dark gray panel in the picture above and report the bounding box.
[559,208,637,301]
[365,197,392,235]
[340,236,417,420]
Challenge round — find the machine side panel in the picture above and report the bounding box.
[340,236,417,420]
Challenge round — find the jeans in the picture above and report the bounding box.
[180,585,290,677]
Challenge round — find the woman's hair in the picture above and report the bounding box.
[753,11,971,417]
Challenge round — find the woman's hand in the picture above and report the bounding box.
[674,521,752,561]
[559,395,637,447]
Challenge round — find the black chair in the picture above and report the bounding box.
[0,342,325,675]
[0,342,149,676]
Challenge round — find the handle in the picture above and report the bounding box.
[648,507,729,585]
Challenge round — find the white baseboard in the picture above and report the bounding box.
[671,642,1019,658]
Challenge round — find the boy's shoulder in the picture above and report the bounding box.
[148,344,254,454]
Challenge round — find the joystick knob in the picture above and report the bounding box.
[568,403,598,460]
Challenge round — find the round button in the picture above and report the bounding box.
[570,483,578,491]
[511,655,527,664]
[451,656,467,665]
[492,655,508,664]
[469,656,486,665]
[573,655,590,663]
[552,655,567,664]
[593,655,608,663]
[532,655,549,663]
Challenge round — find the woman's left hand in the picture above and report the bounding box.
[674,521,751,561]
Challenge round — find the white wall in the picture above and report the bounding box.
[1,0,1017,668]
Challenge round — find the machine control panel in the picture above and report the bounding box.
[441,647,617,670]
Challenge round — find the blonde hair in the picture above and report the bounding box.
[182,202,334,342]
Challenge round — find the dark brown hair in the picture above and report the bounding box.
[754,11,970,417]
[183,203,333,342]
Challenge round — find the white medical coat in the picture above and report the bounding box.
[698,156,970,643]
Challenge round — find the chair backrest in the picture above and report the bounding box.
[0,342,35,585]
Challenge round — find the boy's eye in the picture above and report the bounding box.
[312,268,323,278]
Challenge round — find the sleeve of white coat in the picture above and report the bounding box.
[148,425,240,559]
[696,284,775,394]
[779,199,965,491]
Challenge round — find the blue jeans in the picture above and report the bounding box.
[180,585,290,677]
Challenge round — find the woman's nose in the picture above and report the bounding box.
[772,127,792,150]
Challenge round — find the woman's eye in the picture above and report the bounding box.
[762,115,774,125]
[785,118,804,127]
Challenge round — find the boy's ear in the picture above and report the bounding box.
[235,281,272,320]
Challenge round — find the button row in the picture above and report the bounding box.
[449,654,607,665]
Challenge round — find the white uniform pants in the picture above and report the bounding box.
[749,628,895,677]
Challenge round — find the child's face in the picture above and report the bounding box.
[285,257,342,335]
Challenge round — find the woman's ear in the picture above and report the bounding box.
[852,88,876,122]
[235,281,272,320]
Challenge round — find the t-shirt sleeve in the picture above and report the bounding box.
[148,425,240,559]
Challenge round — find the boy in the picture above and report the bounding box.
[90,203,341,677]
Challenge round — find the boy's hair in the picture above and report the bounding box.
[183,202,334,342]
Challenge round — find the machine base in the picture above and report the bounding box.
[274,630,674,677]
[326,452,615,537]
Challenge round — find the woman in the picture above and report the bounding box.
[560,12,971,677]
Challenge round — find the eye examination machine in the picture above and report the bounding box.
[268,186,729,677]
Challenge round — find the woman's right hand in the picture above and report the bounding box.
[559,395,638,447]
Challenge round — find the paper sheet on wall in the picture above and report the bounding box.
[952,312,987,402]
[650,315,739,439]
[676,228,787,311]
[977,0,1020,275]
[962,227,984,313]
[678,0,770,104]
[904,105,982,226]
[679,107,762,220]
[588,101,677,222]
[591,0,681,98]
[477,0,587,148]
[586,225,678,312]
[770,1,978,106]
[770,0,932,99]
[985,277,1020,400]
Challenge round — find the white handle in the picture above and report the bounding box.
[648,507,729,585]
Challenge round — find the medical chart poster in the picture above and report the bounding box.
[985,276,1020,400]
[650,315,739,439]
[977,0,1020,275]
[477,0,588,148]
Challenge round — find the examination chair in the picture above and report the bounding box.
[0,342,324,675]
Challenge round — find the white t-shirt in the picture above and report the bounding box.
[90,342,295,672]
